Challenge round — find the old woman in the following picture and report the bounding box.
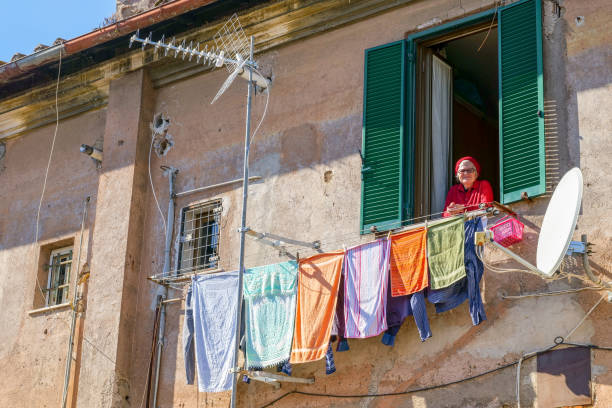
[443,156,493,217]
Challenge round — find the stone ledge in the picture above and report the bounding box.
[28,302,71,316]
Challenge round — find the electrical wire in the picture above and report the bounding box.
[476,0,500,52]
[247,68,270,150]
[502,286,603,299]
[565,293,607,340]
[258,339,612,408]
[149,135,168,237]
[35,49,63,243]
[33,51,64,304]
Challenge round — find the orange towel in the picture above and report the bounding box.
[290,251,344,364]
[389,227,428,297]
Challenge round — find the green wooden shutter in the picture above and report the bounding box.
[498,0,545,203]
[360,41,406,233]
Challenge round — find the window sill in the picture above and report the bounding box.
[28,302,71,316]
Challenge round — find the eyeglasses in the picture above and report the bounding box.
[458,168,476,174]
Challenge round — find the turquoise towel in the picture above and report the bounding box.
[243,261,298,369]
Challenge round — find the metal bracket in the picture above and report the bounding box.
[247,370,314,388]
[566,240,587,255]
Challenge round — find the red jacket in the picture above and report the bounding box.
[443,180,494,217]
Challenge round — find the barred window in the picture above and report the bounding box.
[177,200,222,274]
[46,247,72,306]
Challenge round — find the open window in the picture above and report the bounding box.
[360,0,545,233]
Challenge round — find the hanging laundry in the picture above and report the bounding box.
[191,271,239,393]
[291,251,344,364]
[427,217,487,325]
[325,342,336,375]
[389,228,428,297]
[183,284,195,385]
[277,341,337,376]
[426,277,468,313]
[342,239,390,338]
[332,272,350,352]
[276,360,292,376]
[243,261,298,370]
[382,288,431,345]
[465,217,486,325]
[427,216,466,289]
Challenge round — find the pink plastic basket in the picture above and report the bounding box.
[490,216,524,247]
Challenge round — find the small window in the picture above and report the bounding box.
[177,200,222,274]
[46,246,73,306]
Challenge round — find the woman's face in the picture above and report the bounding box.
[457,160,478,189]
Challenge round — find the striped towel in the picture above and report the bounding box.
[427,216,466,289]
[243,261,298,370]
[290,251,344,364]
[342,239,390,338]
[389,228,429,297]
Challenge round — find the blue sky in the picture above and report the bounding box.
[0,1,116,63]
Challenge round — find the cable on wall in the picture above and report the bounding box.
[258,338,612,408]
[149,135,168,237]
[35,49,63,243]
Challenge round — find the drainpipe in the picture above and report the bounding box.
[61,196,90,408]
[152,167,177,408]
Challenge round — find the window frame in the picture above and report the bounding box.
[46,246,73,307]
[360,0,545,233]
[176,200,222,275]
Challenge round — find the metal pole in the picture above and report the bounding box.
[61,196,90,408]
[152,167,177,408]
[175,176,261,198]
[230,36,254,408]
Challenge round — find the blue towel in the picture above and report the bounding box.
[192,271,239,392]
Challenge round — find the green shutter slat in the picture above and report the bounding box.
[360,41,406,232]
[498,0,545,204]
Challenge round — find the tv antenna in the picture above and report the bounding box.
[130,13,273,408]
[477,167,612,291]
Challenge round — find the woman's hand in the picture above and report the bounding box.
[446,202,465,215]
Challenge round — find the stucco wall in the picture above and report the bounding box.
[0,108,104,407]
[1,0,611,407]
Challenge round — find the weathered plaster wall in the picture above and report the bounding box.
[115,0,612,407]
[77,69,155,408]
[0,108,104,407]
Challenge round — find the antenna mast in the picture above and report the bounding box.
[131,14,269,408]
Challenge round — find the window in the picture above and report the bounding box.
[177,200,222,273]
[360,0,545,233]
[46,247,73,306]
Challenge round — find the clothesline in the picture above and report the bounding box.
[184,216,487,393]
[148,208,498,286]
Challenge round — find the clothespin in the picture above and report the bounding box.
[386,230,392,241]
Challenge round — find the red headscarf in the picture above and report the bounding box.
[455,156,481,175]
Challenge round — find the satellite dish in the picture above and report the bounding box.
[536,167,583,276]
[485,167,583,278]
